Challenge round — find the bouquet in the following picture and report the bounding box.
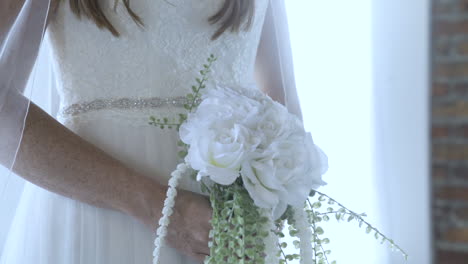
[150,55,408,264]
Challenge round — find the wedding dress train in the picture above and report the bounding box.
[0,0,271,263]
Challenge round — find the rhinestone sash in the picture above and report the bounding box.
[60,96,192,117]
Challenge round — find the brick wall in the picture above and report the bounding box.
[433,0,468,262]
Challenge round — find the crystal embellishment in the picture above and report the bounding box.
[61,96,194,116]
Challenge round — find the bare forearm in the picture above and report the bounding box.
[10,102,166,225]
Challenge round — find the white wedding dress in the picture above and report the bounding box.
[0,0,270,263]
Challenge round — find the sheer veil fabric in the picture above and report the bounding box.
[0,0,301,260]
[0,0,51,252]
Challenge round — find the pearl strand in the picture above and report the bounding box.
[293,206,314,264]
[153,162,191,264]
[261,209,280,264]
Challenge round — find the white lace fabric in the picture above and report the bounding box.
[47,0,270,122]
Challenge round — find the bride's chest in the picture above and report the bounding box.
[48,0,269,56]
[46,0,269,106]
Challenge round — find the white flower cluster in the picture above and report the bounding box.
[180,86,328,219]
[153,163,192,264]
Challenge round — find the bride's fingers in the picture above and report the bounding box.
[193,252,209,262]
[194,242,210,256]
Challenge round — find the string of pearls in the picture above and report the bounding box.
[153,162,192,264]
[293,207,314,264]
[261,209,280,264]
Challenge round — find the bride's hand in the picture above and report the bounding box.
[133,179,212,262]
[166,190,212,262]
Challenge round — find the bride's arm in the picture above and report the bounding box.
[255,20,285,105]
[9,98,211,261]
[12,102,206,261]
[0,3,211,261]
[12,103,166,224]
[255,1,303,120]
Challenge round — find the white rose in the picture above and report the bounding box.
[179,86,265,185]
[241,131,328,219]
[241,153,289,219]
[184,124,251,185]
[253,100,303,147]
[271,132,328,205]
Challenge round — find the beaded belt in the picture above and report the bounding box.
[60,96,193,117]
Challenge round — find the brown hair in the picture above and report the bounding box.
[67,0,255,40]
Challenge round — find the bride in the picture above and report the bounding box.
[0,0,301,263]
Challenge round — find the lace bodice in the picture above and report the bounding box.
[46,0,270,120]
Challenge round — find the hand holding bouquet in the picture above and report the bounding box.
[150,55,407,264]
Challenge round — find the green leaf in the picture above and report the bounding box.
[178,150,188,158]
[335,213,341,221]
[315,226,324,235]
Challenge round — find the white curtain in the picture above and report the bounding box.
[286,0,431,263]
[372,0,431,263]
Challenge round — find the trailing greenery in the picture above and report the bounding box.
[306,191,409,263]
[205,178,269,264]
[305,198,336,264]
